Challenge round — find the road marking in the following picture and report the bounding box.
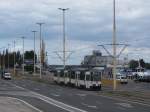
[6,97,43,112]
[97,94,150,107]
[116,103,133,108]
[77,90,150,107]
[81,103,97,109]
[13,84,87,112]
[76,94,87,97]
[51,93,60,97]
[5,81,150,108]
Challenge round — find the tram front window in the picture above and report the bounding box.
[92,72,101,81]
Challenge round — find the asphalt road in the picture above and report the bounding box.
[0,79,150,112]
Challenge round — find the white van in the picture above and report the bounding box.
[116,74,128,84]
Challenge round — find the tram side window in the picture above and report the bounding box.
[80,72,85,80]
[86,75,90,81]
[68,71,71,78]
[54,72,57,77]
[64,72,68,77]
[91,72,93,81]
[60,71,64,77]
[71,71,75,79]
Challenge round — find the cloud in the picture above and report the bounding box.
[0,0,150,64]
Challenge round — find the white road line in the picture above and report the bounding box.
[13,84,87,112]
[51,93,60,97]
[76,94,87,97]
[81,103,97,109]
[6,97,43,112]
[116,103,133,108]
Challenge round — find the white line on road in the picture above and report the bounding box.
[6,97,43,112]
[51,93,60,97]
[116,103,133,108]
[76,94,87,97]
[13,84,87,112]
[81,103,97,109]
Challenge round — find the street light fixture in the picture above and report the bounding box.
[32,30,37,75]
[36,23,44,79]
[58,8,69,69]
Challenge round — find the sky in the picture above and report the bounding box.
[0,0,150,65]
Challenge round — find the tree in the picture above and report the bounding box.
[24,50,37,61]
[24,50,37,72]
[129,60,139,69]
[139,59,145,68]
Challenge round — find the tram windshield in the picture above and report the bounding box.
[92,72,101,81]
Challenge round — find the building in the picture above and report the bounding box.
[82,50,125,67]
[82,50,112,66]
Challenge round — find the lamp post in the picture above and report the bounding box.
[58,8,69,69]
[0,47,5,70]
[32,31,37,75]
[36,23,44,79]
[0,51,2,70]
[13,41,16,75]
[3,47,5,73]
[21,37,25,75]
[7,44,10,71]
[113,0,117,91]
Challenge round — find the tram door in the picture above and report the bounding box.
[75,71,80,87]
[64,70,69,85]
[85,72,91,89]
[57,70,60,83]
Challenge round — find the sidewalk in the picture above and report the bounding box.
[0,97,41,112]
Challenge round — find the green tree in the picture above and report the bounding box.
[24,50,37,61]
[129,60,139,69]
[139,59,145,68]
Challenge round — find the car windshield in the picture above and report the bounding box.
[5,73,10,76]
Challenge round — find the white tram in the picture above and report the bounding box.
[53,67,103,90]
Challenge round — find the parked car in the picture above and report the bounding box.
[2,72,11,80]
[116,72,128,84]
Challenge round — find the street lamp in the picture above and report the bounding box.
[13,41,16,75]
[112,0,117,91]
[2,47,6,73]
[58,8,69,69]
[32,30,37,75]
[8,44,10,71]
[21,37,25,75]
[0,47,5,70]
[36,22,44,79]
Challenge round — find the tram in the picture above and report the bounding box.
[52,67,103,90]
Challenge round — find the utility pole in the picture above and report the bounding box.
[58,8,69,69]
[7,44,10,71]
[13,41,16,75]
[21,37,25,75]
[0,51,2,70]
[36,23,44,79]
[113,0,117,91]
[32,30,37,75]
[3,48,5,73]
